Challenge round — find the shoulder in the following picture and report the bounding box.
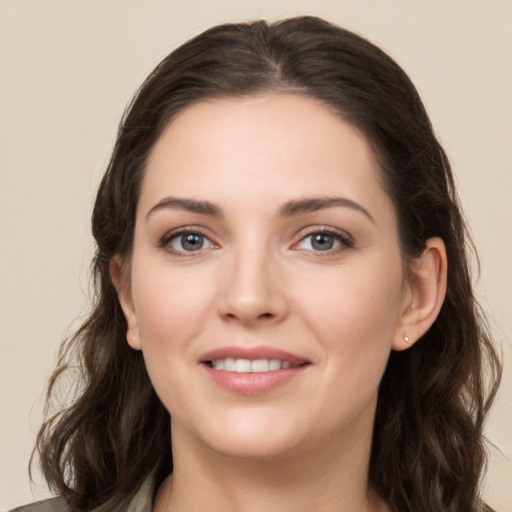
[9,472,155,512]
[9,497,70,512]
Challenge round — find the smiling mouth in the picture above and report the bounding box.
[205,358,304,373]
[200,347,310,394]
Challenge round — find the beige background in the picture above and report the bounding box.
[1,1,510,510]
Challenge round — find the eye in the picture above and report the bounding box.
[300,232,340,251]
[293,229,353,253]
[162,230,215,254]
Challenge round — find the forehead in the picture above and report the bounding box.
[141,93,391,217]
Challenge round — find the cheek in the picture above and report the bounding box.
[300,258,403,337]
[131,257,215,342]
[129,259,218,398]
[296,258,404,385]
[128,269,212,430]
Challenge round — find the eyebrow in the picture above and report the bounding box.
[146,197,223,220]
[146,195,374,223]
[280,197,375,223]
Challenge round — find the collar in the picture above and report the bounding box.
[126,473,156,512]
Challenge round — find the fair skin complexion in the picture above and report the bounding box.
[112,93,447,512]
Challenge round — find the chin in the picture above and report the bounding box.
[205,431,304,461]
[184,407,308,461]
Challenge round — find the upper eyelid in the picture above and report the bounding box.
[161,225,213,237]
[290,227,355,252]
[294,225,353,242]
[160,226,217,246]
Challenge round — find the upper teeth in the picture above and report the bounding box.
[210,358,296,373]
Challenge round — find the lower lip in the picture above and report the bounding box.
[202,365,308,395]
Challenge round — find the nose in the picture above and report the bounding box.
[218,249,288,326]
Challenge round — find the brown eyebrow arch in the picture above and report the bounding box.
[280,197,375,223]
[146,197,223,220]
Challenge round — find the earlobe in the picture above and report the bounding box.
[110,255,142,350]
[393,237,447,351]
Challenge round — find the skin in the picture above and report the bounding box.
[112,93,447,511]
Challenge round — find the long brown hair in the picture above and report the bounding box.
[34,16,501,511]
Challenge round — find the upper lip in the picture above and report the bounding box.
[199,346,309,365]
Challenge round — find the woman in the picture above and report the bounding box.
[12,16,501,512]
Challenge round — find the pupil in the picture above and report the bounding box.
[312,234,333,250]
[182,233,203,251]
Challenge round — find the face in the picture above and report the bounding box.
[117,94,414,462]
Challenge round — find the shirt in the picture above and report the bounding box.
[8,475,154,512]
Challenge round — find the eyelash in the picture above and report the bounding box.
[291,227,354,255]
[159,228,217,256]
[158,226,354,256]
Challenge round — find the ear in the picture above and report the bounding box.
[392,237,447,351]
[110,255,142,350]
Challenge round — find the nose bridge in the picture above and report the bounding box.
[219,238,287,324]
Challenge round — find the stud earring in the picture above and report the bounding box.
[403,335,411,344]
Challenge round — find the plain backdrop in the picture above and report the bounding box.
[1,1,511,510]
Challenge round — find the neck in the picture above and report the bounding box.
[154,420,388,512]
